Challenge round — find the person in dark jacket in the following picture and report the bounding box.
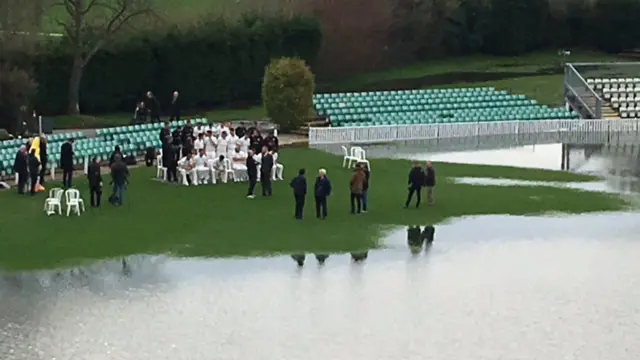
[182,136,194,158]
[159,122,171,145]
[235,122,247,138]
[59,138,74,188]
[110,155,129,206]
[246,150,258,198]
[162,137,177,182]
[260,147,273,196]
[289,168,307,219]
[314,168,332,219]
[350,165,366,214]
[247,121,259,137]
[359,162,370,212]
[424,161,436,205]
[404,161,425,209]
[87,157,102,207]
[181,119,194,145]
[172,126,183,148]
[169,91,180,121]
[27,149,40,196]
[145,91,161,123]
[250,129,263,154]
[108,145,122,167]
[263,132,279,152]
[39,136,48,185]
[13,146,28,194]
[133,101,148,124]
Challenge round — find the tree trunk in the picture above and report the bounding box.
[67,55,84,115]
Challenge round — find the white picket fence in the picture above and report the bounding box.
[308,119,640,144]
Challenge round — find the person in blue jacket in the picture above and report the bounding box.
[313,168,332,219]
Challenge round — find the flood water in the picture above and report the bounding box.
[2,141,640,359]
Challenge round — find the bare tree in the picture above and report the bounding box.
[52,0,154,115]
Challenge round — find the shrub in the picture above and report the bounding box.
[0,65,38,135]
[262,57,315,132]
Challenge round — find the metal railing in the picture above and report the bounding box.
[564,64,602,118]
[308,119,640,144]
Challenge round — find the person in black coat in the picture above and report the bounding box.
[27,149,40,196]
[259,147,273,196]
[133,101,148,124]
[289,168,307,219]
[181,120,194,145]
[246,150,258,198]
[424,161,436,205]
[404,161,425,209]
[13,146,28,194]
[250,129,263,154]
[162,137,178,183]
[109,145,122,167]
[172,126,183,148]
[59,138,74,188]
[39,136,48,185]
[145,91,161,123]
[159,122,171,145]
[314,168,332,219]
[87,157,102,207]
[235,122,247,138]
[169,91,180,121]
[263,132,279,152]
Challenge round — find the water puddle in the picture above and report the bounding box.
[2,212,640,359]
[450,176,640,194]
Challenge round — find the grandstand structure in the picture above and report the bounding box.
[565,62,640,120]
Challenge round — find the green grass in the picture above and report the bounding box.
[0,148,627,271]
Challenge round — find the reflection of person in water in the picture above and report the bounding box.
[315,254,329,265]
[407,225,436,253]
[291,254,306,267]
[351,252,368,262]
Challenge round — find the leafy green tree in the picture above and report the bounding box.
[261,57,315,132]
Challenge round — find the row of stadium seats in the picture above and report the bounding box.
[0,118,208,178]
[314,88,576,127]
[587,77,640,118]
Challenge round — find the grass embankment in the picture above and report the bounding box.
[0,148,626,270]
[52,51,625,129]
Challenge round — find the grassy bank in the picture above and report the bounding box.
[50,50,626,129]
[0,148,626,270]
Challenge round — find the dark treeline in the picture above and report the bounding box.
[29,14,322,115]
[4,0,640,120]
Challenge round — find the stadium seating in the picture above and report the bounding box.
[586,77,640,118]
[0,119,208,179]
[313,88,578,127]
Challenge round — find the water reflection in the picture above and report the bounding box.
[2,212,640,359]
[407,225,436,254]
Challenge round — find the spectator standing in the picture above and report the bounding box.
[145,91,161,123]
[360,162,370,212]
[349,165,366,214]
[169,91,180,121]
[39,136,48,186]
[87,157,102,207]
[246,150,258,198]
[289,168,307,220]
[110,154,129,206]
[314,168,332,219]
[424,161,436,205]
[133,101,148,124]
[159,122,171,145]
[404,161,425,209]
[259,147,274,196]
[59,138,74,188]
[27,149,40,196]
[13,145,28,195]
[108,145,122,167]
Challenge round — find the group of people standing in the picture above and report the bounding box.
[405,161,436,208]
[288,162,370,220]
[133,91,181,124]
[85,149,130,208]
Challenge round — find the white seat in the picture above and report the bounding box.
[232,161,248,182]
[156,155,167,181]
[272,152,284,181]
[44,188,64,216]
[223,158,235,183]
[341,145,358,168]
[64,189,85,216]
[354,148,371,170]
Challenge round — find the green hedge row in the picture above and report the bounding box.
[32,15,322,115]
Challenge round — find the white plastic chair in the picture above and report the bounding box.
[44,188,64,216]
[156,155,167,181]
[354,148,371,170]
[342,145,358,168]
[223,158,235,183]
[272,152,284,180]
[64,189,85,216]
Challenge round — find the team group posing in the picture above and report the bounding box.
[159,120,282,195]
